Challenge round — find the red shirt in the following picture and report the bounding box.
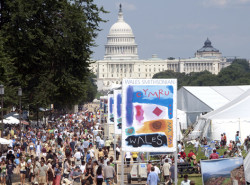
[188,152,195,159]
[178,152,186,159]
[210,153,219,159]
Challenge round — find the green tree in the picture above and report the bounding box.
[153,59,250,88]
[1,0,106,110]
[0,33,18,109]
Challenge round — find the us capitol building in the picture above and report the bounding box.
[89,5,228,91]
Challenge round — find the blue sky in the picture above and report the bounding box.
[92,0,250,60]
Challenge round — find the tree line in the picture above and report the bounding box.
[0,0,106,113]
[153,59,250,89]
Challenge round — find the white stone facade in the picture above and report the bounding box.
[90,5,228,91]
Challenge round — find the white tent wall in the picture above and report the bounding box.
[177,109,187,130]
[244,151,250,183]
[177,87,213,125]
[178,85,250,127]
[177,121,183,141]
[200,119,250,144]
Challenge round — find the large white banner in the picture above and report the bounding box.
[108,94,114,124]
[122,79,177,152]
[114,90,122,135]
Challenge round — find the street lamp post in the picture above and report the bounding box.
[0,85,4,137]
[18,87,22,130]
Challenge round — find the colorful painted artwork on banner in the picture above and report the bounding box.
[108,94,114,124]
[201,158,246,185]
[114,90,122,134]
[122,79,177,152]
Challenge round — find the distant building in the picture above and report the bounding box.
[195,38,222,58]
[90,5,228,91]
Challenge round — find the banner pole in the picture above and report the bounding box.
[114,133,117,162]
[175,81,178,185]
[175,151,178,185]
[121,150,125,185]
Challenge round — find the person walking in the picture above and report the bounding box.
[181,174,191,185]
[96,166,104,185]
[0,160,6,185]
[162,159,171,183]
[132,152,138,163]
[125,152,131,167]
[72,166,81,185]
[6,159,15,185]
[19,157,27,185]
[115,145,120,160]
[46,162,54,185]
[103,161,116,185]
[36,140,41,157]
[147,167,160,185]
[53,163,61,185]
[38,161,48,185]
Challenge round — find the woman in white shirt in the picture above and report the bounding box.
[125,152,131,167]
[19,157,27,185]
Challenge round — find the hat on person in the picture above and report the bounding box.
[181,149,184,152]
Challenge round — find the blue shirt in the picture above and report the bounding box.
[147,172,159,185]
[86,154,91,163]
[31,138,36,144]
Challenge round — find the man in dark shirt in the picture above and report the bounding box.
[46,150,54,161]
[72,166,81,185]
[22,139,28,152]
[6,159,16,185]
[70,139,76,152]
[6,151,15,162]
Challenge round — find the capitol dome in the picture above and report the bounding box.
[104,4,138,60]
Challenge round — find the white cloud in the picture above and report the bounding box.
[116,2,136,11]
[202,0,250,7]
[166,24,219,31]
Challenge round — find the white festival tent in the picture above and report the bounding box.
[3,116,20,124]
[189,89,250,143]
[0,138,12,145]
[177,85,250,126]
[244,151,250,183]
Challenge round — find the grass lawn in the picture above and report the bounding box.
[178,175,202,185]
[152,143,248,185]
[176,144,228,185]
[177,144,248,184]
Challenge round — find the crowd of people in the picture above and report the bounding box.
[0,109,119,185]
[0,104,249,185]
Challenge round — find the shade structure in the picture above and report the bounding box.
[189,89,250,143]
[244,151,250,183]
[177,85,250,125]
[3,116,19,124]
[0,138,12,145]
[21,120,29,125]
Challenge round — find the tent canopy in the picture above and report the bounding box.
[177,85,250,125]
[202,89,250,120]
[189,89,250,142]
[3,116,19,124]
[0,138,12,145]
